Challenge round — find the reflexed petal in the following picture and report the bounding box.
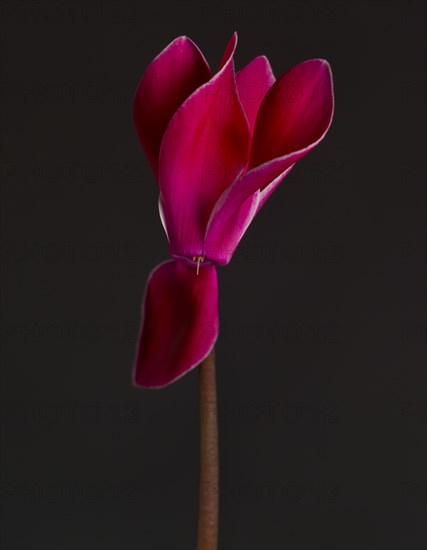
[249,59,334,169]
[133,36,211,178]
[133,260,218,388]
[236,56,275,134]
[158,33,251,260]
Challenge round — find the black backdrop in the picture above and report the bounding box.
[1,1,425,549]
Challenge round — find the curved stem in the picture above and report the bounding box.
[197,348,218,550]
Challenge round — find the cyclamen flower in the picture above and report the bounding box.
[132,33,334,388]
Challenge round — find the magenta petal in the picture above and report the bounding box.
[133,36,211,178]
[205,60,334,264]
[249,59,334,169]
[205,188,260,265]
[256,164,295,212]
[236,56,275,134]
[218,32,238,70]
[205,163,294,265]
[133,260,218,388]
[158,33,251,260]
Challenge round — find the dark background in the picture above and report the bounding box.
[0,1,425,549]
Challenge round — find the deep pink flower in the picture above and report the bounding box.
[132,33,334,388]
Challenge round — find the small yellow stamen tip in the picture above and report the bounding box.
[195,256,204,275]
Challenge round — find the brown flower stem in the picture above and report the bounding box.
[196,348,218,550]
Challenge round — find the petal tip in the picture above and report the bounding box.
[318,58,333,76]
[132,329,219,390]
[231,31,238,50]
[255,55,276,79]
[303,58,333,77]
[218,32,238,70]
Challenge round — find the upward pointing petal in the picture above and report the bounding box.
[133,36,211,179]
[236,55,275,134]
[158,33,251,260]
[249,59,334,169]
[205,59,334,265]
[218,31,238,70]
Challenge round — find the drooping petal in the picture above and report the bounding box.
[236,56,275,134]
[133,36,211,178]
[133,260,218,388]
[158,33,251,261]
[249,59,334,169]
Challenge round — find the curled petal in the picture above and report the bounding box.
[236,55,275,134]
[133,36,211,178]
[158,33,251,260]
[205,164,294,265]
[133,260,218,388]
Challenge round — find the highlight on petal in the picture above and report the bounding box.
[158,193,169,242]
[158,33,251,261]
[236,55,275,134]
[133,260,218,388]
[133,36,211,178]
[249,59,334,169]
